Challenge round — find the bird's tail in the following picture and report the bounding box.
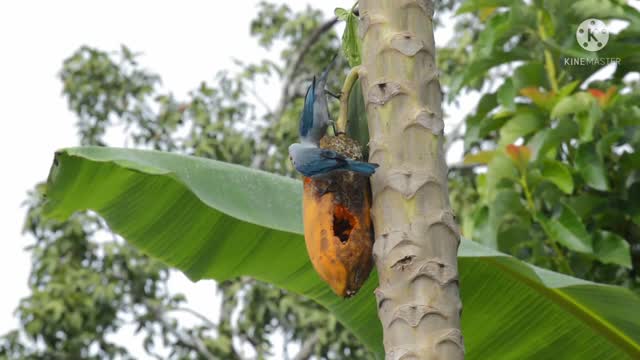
[346,160,379,176]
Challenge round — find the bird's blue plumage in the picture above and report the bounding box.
[289,144,379,178]
[290,56,378,178]
[299,77,316,139]
[298,56,337,144]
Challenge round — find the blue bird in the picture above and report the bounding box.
[299,57,336,144]
[288,143,379,178]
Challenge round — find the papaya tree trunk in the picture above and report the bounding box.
[358,1,464,359]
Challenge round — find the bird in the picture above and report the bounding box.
[288,142,378,178]
[292,57,377,297]
[299,56,336,145]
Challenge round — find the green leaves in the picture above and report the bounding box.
[540,159,574,194]
[497,79,516,111]
[571,0,640,23]
[447,0,639,326]
[499,111,544,145]
[335,7,361,67]
[334,7,349,20]
[576,143,610,191]
[594,231,632,268]
[551,92,602,142]
[575,103,602,142]
[513,62,549,91]
[486,151,518,199]
[46,147,382,355]
[489,189,531,251]
[450,52,527,94]
[457,0,521,16]
[451,1,536,94]
[538,204,631,268]
[539,203,593,254]
[463,150,496,165]
[528,119,577,160]
[44,147,640,359]
[551,92,594,118]
[346,78,369,159]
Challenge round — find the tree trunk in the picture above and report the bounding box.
[358,1,464,359]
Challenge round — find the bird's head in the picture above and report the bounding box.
[288,143,300,165]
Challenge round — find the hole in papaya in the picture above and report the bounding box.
[333,205,356,243]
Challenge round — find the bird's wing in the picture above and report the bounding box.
[294,148,341,177]
[299,77,316,138]
[317,148,348,162]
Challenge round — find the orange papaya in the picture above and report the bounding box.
[301,134,374,297]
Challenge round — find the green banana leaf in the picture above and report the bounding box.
[45,147,640,359]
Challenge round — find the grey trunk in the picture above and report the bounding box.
[358,0,464,359]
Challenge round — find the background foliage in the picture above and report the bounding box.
[445,0,640,290]
[1,0,639,358]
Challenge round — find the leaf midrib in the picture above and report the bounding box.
[485,257,640,358]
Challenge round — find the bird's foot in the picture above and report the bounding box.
[326,90,341,99]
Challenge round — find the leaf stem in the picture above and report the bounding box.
[336,65,361,133]
[537,10,559,93]
[520,175,535,213]
[547,235,574,275]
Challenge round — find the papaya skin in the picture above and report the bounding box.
[301,135,374,297]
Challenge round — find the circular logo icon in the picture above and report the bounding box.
[576,18,609,52]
